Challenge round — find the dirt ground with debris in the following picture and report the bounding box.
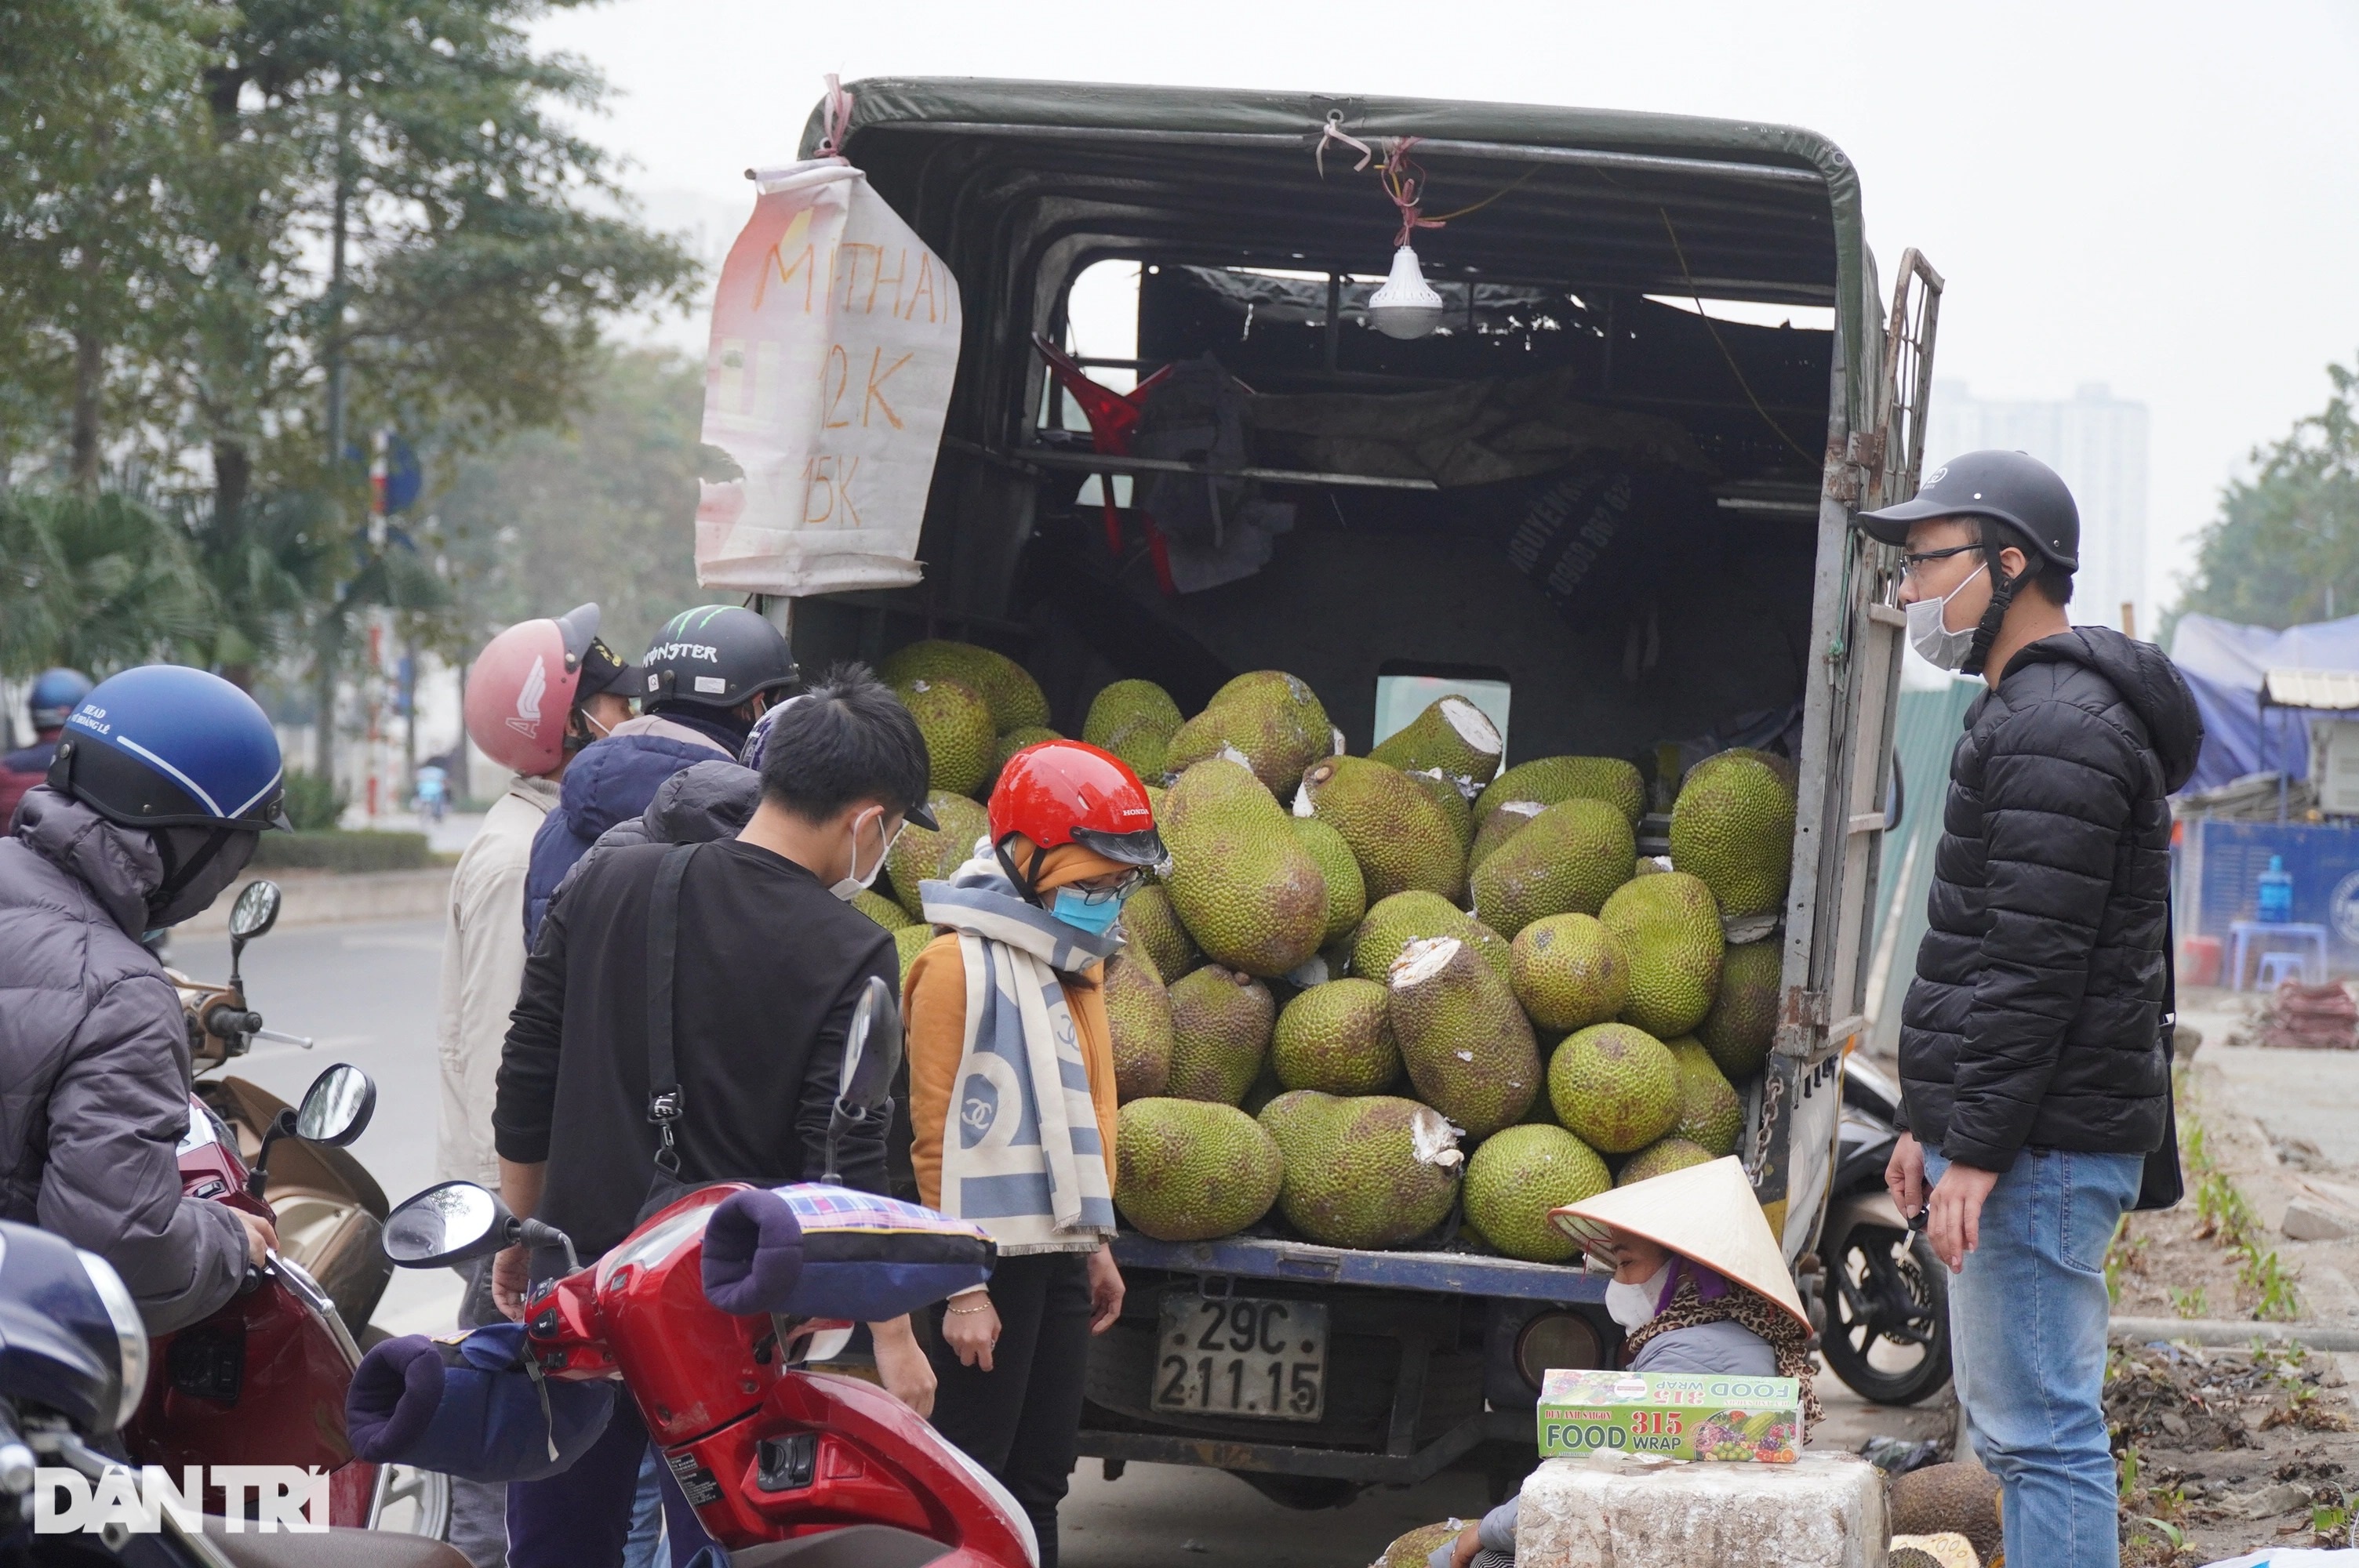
[2105,985,2359,1564]
[2109,1339,2359,1563]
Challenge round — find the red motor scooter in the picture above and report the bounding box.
[380,978,1036,1568]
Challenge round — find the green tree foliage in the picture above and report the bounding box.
[427,347,709,662]
[0,490,213,673]
[0,0,208,485]
[0,0,702,692]
[2176,358,2359,631]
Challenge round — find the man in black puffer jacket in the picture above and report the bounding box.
[1859,451,2202,1568]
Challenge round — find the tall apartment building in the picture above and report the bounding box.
[1924,381,2152,637]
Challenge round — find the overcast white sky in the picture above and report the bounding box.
[533,0,2359,618]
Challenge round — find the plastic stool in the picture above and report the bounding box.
[2257,950,2310,989]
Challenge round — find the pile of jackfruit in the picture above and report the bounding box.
[860,642,1798,1265]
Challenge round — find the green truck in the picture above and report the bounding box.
[780,78,1939,1504]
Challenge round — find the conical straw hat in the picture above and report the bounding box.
[1549,1156,1806,1332]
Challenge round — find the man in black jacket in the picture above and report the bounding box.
[1861,452,2201,1568]
[491,664,939,1568]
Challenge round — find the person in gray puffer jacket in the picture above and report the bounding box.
[545,758,764,915]
[0,665,293,1334]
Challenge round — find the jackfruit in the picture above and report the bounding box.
[1387,935,1541,1137]
[892,925,934,988]
[1475,755,1647,829]
[1349,891,1510,984]
[1665,1036,1744,1157]
[1165,964,1275,1105]
[1468,797,1636,939]
[1697,937,1779,1079]
[1161,757,1328,977]
[1376,1523,1472,1568]
[1461,1123,1613,1263]
[1270,978,1398,1094]
[1163,671,1332,795]
[1599,872,1725,1038]
[852,888,914,931]
[1668,749,1799,919]
[880,640,1050,733]
[1510,913,1630,1033]
[1118,884,1198,982]
[1082,679,1184,781]
[1290,815,1368,943]
[1405,768,1475,851]
[883,792,991,920]
[1616,1136,1715,1185]
[1547,1023,1680,1154]
[1367,695,1503,795]
[1257,1091,1463,1248]
[1889,1463,2004,1566]
[1470,799,1545,871]
[1114,1098,1283,1241]
[1299,756,1465,903]
[892,677,996,798]
[1104,951,1174,1102]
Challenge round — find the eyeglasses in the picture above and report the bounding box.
[1063,870,1145,906]
[1898,543,1982,582]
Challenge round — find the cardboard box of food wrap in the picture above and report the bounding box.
[1536,1368,1801,1462]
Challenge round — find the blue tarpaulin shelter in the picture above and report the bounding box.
[2172,612,2359,790]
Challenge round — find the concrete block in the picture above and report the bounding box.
[1516,1450,1887,1568]
[2283,1196,2357,1243]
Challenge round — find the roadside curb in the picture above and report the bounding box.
[2109,1314,2359,1350]
[178,869,452,935]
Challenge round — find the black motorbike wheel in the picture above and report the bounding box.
[1819,1221,1951,1406]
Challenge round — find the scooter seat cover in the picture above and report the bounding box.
[346,1324,615,1483]
[702,1185,995,1322]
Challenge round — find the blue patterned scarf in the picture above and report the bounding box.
[919,860,1121,1254]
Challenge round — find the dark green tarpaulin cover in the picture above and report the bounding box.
[797,78,1874,436]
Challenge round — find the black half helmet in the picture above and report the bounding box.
[1855,449,2080,572]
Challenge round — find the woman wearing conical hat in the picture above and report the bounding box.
[1433,1157,1821,1568]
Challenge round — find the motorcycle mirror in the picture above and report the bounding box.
[383,1181,513,1267]
[820,976,903,1185]
[227,880,282,942]
[293,1063,376,1146]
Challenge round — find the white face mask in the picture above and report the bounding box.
[1905,561,1986,671]
[1605,1261,1670,1330]
[829,808,890,902]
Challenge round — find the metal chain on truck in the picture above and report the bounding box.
[1745,1070,1785,1185]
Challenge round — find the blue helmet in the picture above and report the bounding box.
[28,668,93,731]
[45,665,290,832]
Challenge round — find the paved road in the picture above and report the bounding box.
[166,915,1502,1565]
[169,916,464,1339]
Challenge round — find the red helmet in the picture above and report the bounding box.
[464,604,638,775]
[989,740,1166,883]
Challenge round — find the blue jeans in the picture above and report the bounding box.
[1925,1144,2144,1568]
[505,1396,714,1568]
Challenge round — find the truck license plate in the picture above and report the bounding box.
[1151,1295,1327,1422]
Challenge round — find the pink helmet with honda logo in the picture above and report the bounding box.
[464,604,640,775]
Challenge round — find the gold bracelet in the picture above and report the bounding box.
[945,1299,992,1316]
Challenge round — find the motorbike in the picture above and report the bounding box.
[380,978,1038,1568]
[124,878,448,1539]
[167,880,395,1337]
[0,1214,468,1565]
[1809,1053,1953,1406]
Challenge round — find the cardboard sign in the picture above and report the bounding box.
[1537,1369,1801,1462]
[696,159,961,595]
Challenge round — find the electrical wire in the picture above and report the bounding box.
[1656,208,1819,464]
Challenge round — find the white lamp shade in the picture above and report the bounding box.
[1369,245,1445,340]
